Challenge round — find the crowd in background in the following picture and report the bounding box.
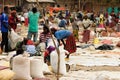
[0,5,120,64]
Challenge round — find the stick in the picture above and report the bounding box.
[36,0,60,80]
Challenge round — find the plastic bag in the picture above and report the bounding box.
[9,29,22,43]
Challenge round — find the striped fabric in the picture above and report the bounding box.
[82,30,90,43]
[39,32,51,43]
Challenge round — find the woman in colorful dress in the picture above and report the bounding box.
[51,28,76,58]
[82,15,92,44]
[8,10,19,31]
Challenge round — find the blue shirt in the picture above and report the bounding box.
[1,13,9,32]
[54,30,72,40]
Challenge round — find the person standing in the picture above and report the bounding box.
[8,10,19,31]
[27,7,40,42]
[71,18,79,42]
[0,12,3,30]
[1,6,11,53]
[82,15,92,44]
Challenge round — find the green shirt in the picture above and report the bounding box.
[28,11,40,32]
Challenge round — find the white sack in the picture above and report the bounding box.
[9,29,22,43]
[42,63,51,74]
[30,56,44,78]
[12,55,32,80]
[50,48,67,75]
[9,29,22,49]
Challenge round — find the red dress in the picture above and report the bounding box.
[8,16,19,31]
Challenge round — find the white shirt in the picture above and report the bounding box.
[23,12,28,18]
[82,19,92,30]
[108,15,112,23]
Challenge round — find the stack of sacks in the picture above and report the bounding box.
[12,55,51,80]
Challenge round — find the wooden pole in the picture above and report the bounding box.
[2,0,4,12]
[79,0,80,10]
[36,0,60,80]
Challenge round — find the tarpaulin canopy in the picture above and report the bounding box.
[47,7,65,11]
[4,5,15,7]
[26,0,55,3]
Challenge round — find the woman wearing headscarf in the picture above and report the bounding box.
[8,10,19,31]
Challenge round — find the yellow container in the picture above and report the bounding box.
[93,37,99,44]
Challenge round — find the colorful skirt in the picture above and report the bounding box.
[82,30,90,43]
[73,29,79,40]
[98,24,105,28]
[65,34,76,53]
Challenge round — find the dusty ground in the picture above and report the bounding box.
[1,24,120,80]
[44,65,120,80]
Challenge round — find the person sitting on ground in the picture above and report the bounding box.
[51,28,76,58]
[38,24,52,48]
[16,38,37,56]
[25,39,37,56]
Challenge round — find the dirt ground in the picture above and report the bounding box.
[44,65,120,80]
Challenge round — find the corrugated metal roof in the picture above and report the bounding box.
[26,0,55,3]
